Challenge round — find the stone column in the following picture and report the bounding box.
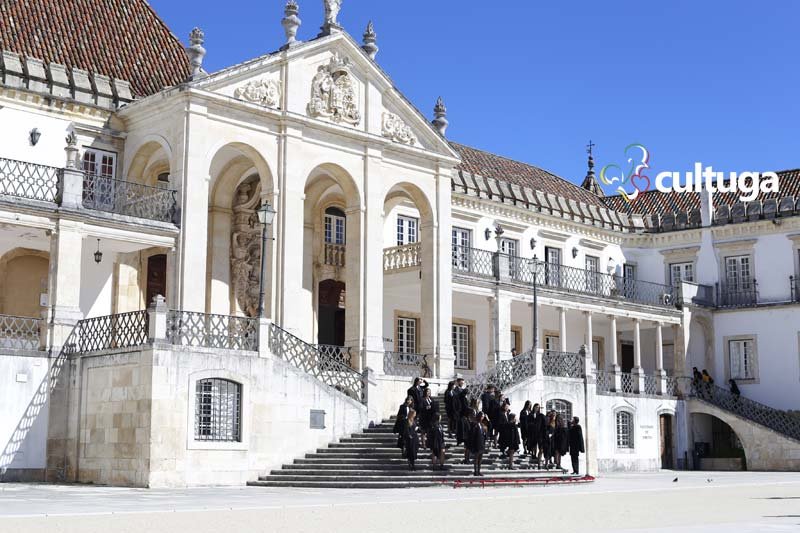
[344,205,365,372]
[584,311,593,358]
[581,344,598,476]
[559,307,567,352]
[609,314,621,391]
[632,318,645,393]
[655,321,667,394]
[490,292,512,366]
[47,220,85,347]
[432,169,454,379]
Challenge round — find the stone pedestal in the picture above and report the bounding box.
[632,366,646,394]
[656,368,668,395]
[612,364,622,392]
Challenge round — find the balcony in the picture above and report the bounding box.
[0,156,178,224]
[451,245,677,309]
[717,281,758,308]
[322,243,346,267]
[383,242,421,272]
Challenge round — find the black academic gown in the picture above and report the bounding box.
[407,385,423,412]
[528,412,546,447]
[467,421,487,454]
[393,404,411,449]
[555,425,569,456]
[497,411,511,450]
[444,390,455,419]
[404,422,420,461]
[428,424,446,456]
[568,424,585,455]
[507,424,521,453]
[419,398,438,432]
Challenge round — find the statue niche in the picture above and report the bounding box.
[230,176,263,317]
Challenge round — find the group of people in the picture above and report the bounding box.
[392,377,585,477]
[692,367,741,401]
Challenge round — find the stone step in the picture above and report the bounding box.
[269,468,562,478]
[280,463,554,472]
[248,475,585,489]
[260,472,569,482]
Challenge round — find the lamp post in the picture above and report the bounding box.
[254,202,277,318]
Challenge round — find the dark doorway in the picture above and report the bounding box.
[621,342,634,373]
[318,279,345,346]
[660,413,674,469]
[146,254,167,306]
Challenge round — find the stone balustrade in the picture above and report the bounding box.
[383,242,421,271]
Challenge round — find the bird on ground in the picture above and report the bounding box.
[672,477,678,482]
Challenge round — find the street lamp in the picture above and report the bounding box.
[254,202,277,318]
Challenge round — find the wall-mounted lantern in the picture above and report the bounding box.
[29,128,41,146]
[94,239,103,264]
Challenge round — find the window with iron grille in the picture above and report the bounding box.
[195,378,242,442]
[546,399,572,421]
[616,410,634,449]
[452,323,470,369]
[397,215,419,246]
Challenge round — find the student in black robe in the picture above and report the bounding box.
[404,409,420,471]
[506,413,521,470]
[453,383,469,445]
[518,401,532,455]
[467,411,487,476]
[418,387,438,447]
[460,399,479,464]
[568,416,585,475]
[406,377,428,412]
[542,413,556,469]
[428,413,446,471]
[496,400,511,453]
[528,403,546,466]
[444,381,456,437]
[393,396,414,454]
[554,414,569,471]
[480,385,496,417]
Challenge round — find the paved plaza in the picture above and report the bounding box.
[1,471,799,532]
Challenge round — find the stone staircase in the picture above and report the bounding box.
[249,395,586,489]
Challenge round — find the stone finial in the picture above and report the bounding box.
[432,96,448,137]
[362,21,378,60]
[580,140,604,197]
[186,27,207,81]
[319,0,343,36]
[281,1,302,50]
[64,131,79,169]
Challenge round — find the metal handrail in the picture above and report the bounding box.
[384,351,431,378]
[75,310,149,354]
[716,280,758,308]
[166,310,258,352]
[541,350,584,378]
[317,344,353,367]
[0,156,61,203]
[0,313,43,351]
[82,173,177,223]
[465,350,536,399]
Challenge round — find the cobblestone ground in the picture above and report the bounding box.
[1,471,799,532]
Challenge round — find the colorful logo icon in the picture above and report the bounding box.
[599,143,651,203]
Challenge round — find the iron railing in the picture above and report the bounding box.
[82,173,177,223]
[688,380,800,443]
[620,372,634,394]
[665,375,680,397]
[541,350,584,378]
[465,350,537,399]
[595,369,614,394]
[717,280,758,308]
[317,344,353,367]
[76,310,149,353]
[0,157,61,203]
[323,243,346,267]
[383,351,431,378]
[0,314,43,351]
[383,243,421,271]
[643,373,658,395]
[451,245,676,308]
[167,311,258,351]
[269,323,364,403]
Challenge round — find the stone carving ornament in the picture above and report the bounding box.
[307,53,361,126]
[324,0,342,28]
[381,112,417,145]
[230,176,262,317]
[234,79,282,108]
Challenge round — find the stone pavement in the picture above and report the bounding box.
[1,471,799,532]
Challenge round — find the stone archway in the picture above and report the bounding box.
[0,248,49,317]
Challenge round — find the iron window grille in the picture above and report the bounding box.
[616,410,634,449]
[546,398,573,421]
[195,378,242,442]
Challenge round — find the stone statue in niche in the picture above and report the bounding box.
[233,79,281,109]
[230,176,262,317]
[381,112,417,145]
[307,53,361,126]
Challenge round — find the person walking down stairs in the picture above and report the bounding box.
[428,413,446,471]
[393,396,414,456]
[404,409,420,471]
[468,411,488,476]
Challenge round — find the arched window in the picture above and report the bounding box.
[546,399,572,421]
[616,410,634,449]
[195,378,242,442]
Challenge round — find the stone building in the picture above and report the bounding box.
[1,0,799,487]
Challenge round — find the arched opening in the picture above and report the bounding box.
[0,248,49,318]
[317,279,345,347]
[659,413,675,469]
[207,143,275,318]
[691,412,746,470]
[126,139,172,187]
[146,254,167,306]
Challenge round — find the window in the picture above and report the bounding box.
[499,237,519,278]
[451,227,472,270]
[396,317,417,356]
[546,399,572,421]
[662,344,675,374]
[622,263,636,298]
[82,148,116,178]
[729,338,755,380]
[324,208,346,245]
[725,255,752,289]
[452,323,471,369]
[670,262,694,286]
[616,410,634,449]
[544,334,560,354]
[585,255,600,293]
[195,378,242,442]
[510,326,522,355]
[545,247,561,286]
[396,215,418,246]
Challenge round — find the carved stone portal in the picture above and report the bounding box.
[230,176,262,317]
[307,53,361,126]
[381,112,417,145]
[234,79,281,109]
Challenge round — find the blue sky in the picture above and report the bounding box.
[150,0,800,190]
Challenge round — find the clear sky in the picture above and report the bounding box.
[149,0,800,189]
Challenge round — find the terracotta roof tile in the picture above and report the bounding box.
[450,142,606,207]
[0,0,189,97]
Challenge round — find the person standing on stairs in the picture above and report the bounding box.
[461,398,480,464]
[394,396,414,456]
[496,399,511,455]
[444,381,457,437]
[407,377,428,413]
[519,400,532,456]
[554,414,569,472]
[454,379,469,446]
[404,409,420,471]
[542,412,556,469]
[428,413,446,471]
[468,411,487,476]
[528,403,546,467]
[568,416,585,476]
[505,413,521,470]
[418,387,438,448]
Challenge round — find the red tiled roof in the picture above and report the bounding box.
[0,0,189,97]
[603,169,800,214]
[450,142,607,207]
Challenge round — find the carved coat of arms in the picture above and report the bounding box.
[307,54,361,126]
[381,112,417,145]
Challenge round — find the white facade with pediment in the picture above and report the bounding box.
[1,5,799,487]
